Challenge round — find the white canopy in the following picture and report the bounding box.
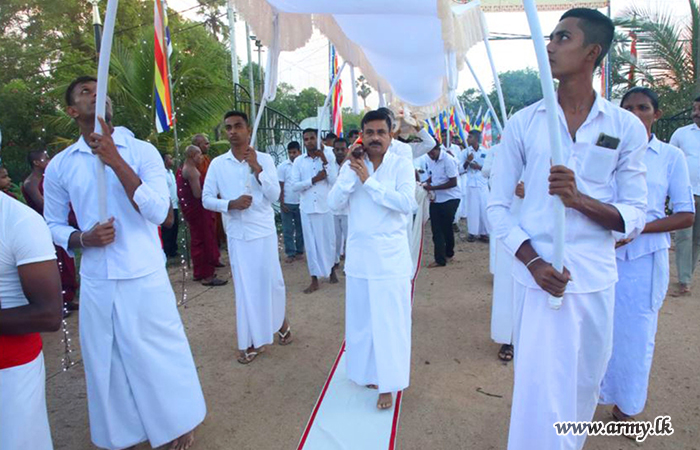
[232,0,486,115]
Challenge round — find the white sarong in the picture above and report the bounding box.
[467,184,489,236]
[345,276,411,393]
[334,214,348,264]
[301,212,336,278]
[80,269,206,450]
[508,283,615,450]
[227,233,286,350]
[0,352,53,450]
[599,249,668,416]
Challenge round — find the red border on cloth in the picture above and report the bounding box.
[298,221,425,450]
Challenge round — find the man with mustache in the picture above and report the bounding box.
[202,111,291,364]
[328,109,417,410]
[670,96,700,296]
[44,75,205,450]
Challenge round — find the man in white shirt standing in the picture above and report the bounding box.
[203,111,291,364]
[44,76,206,450]
[0,193,62,450]
[278,141,304,263]
[162,153,179,258]
[425,144,461,267]
[669,96,700,296]
[328,109,417,411]
[292,128,339,293]
[332,138,350,268]
[487,10,647,450]
[464,130,490,242]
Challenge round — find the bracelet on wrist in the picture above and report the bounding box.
[525,256,542,269]
[79,232,86,248]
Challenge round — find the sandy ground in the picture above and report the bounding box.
[44,221,700,450]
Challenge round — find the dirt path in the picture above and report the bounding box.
[44,224,700,449]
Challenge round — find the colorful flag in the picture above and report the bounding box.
[154,0,173,133]
[629,31,637,83]
[330,45,343,137]
[483,113,493,148]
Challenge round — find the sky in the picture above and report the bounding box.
[169,0,691,111]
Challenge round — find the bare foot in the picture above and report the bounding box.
[427,262,444,268]
[285,256,295,263]
[377,392,393,410]
[303,278,319,294]
[168,429,195,450]
[278,320,293,345]
[329,268,339,284]
[671,283,691,297]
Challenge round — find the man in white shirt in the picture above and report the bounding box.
[278,141,304,263]
[487,10,647,450]
[0,193,62,450]
[464,130,490,242]
[425,145,461,267]
[203,111,291,364]
[332,138,350,267]
[328,109,417,411]
[162,153,179,258]
[44,76,206,450]
[670,96,700,296]
[292,128,339,293]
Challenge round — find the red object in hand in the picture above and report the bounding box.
[351,136,364,159]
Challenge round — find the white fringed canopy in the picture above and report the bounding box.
[232,0,486,117]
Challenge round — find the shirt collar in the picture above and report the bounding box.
[70,126,131,155]
[648,134,662,154]
[536,93,611,119]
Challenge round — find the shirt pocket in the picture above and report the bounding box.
[573,142,619,185]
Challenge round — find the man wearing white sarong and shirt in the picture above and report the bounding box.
[203,110,292,365]
[44,76,205,450]
[292,128,339,293]
[599,87,695,427]
[0,193,62,450]
[331,138,350,268]
[464,129,490,242]
[328,109,417,411]
[487,10,648,450]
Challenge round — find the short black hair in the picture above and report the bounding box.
[223,110,249,125]
[287,141,301,150]
[468,129,482,140]
[376,107,395,125]
[302,128,318,137]
[65,75,97,106]
[334,138,348,146]
[347,129,359,137]
[27,149,47,169]
[324,132,338,141]
[621,87,660,112]
[361,109,392,131]
[694,96,700,103]
[560,8,614,68]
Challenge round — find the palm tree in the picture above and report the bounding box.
[356,75,372,109]
[613,0,699,113]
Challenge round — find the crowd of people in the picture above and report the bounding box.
[1,6,699,450]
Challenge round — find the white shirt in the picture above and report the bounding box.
[488,96,648,294]
[44,127,170,280]
[202,150,279,241]
[331,159,349,216]
[166,168,178,209]
[407,128,437,159]
[481,144,499,180]
[291,152,338,214]
[327,151,417,279]
[617,135,695,261]
[388,139,413,161]
[464,145,489,188]
[414,154,431,183]
[670,123,700,195]
[426,149,461,203]
[0,194,56,310]
[277,159,300,205]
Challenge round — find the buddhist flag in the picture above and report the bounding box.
[330,45,343,137]
[154,0,173,133]
[483,113,493,148]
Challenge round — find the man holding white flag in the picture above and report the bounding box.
[44,76,205,450]
[487,9,647,450]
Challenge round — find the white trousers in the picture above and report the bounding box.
[508,283,615,450]
[600,252,665,416]
[0,352,52,450]
[455,174,468,222]
[80,269,206,450]
[334,214,348,264]
[227,233,286,350]
[345,276,412,393]
[491,239,515,345]
[301,212,336,278]
[467,184,488,236]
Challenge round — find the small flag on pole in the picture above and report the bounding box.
[154,0,173,133]
[330,45,343,137]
